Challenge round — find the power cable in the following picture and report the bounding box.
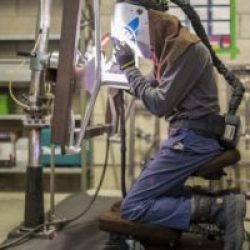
[8,81,30,109]
[8,34,42,110]
[54,135,110,225]
[119,90,127,198]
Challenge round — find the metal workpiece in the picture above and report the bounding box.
[73,0,102,151]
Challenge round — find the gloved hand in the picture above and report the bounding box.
[111,38,135,70]
[150,79,159,88]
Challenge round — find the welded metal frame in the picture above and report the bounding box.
[74,0,102,151]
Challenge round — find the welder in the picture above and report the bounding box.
[111,1,246,249]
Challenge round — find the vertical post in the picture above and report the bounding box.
[24,0,52,229]
[128,57,140,185]
[51,0,82,146]
[80,94,89,193]
[128,101,135,185]
[230,0,238,59]
[49,144,56,222]
[94,0,102,83]
[80,0,92,193]
[207,0,212,37]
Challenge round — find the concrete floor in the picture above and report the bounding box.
[0,192,250,249]
[0,192,69,243]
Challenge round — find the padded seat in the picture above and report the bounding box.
[193,149,240,179]
[99,211,181,245]
[99,150,240,248]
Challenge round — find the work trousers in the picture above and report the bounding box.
[121,129,222,230]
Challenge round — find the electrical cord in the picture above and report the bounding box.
[54,135,110,225]
[0,135,110,250]
[8,81,30,109]
[8,33,42,110]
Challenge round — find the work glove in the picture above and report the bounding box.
[111,38,135,71]
[150,79,159,88]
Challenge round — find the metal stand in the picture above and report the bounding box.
[9,1,55,238]
[49,144,56,223]
[23,0,52,230]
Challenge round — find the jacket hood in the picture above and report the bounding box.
[148,10,200,80]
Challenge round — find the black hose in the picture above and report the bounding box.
[119,90,127,198]
[118,0,169,11]
[170,0,245,115]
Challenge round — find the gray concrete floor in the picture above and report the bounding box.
[0,192,69,243]
[0,192,250,248]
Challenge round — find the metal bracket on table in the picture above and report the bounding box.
[22,117,50,128]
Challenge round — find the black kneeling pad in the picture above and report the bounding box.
[99,210,181,245]
[194,149,240,179]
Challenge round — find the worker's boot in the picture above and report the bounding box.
[190,195,224,226]
[191,194,246,250]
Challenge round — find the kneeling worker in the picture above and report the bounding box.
[111,1,246,249]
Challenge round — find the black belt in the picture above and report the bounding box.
[169,115,225,139]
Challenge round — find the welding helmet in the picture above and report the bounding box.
[111,2,151,59]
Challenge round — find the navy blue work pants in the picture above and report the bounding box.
[121,129,222,230]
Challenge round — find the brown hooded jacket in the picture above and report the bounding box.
[148,10,200,80]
